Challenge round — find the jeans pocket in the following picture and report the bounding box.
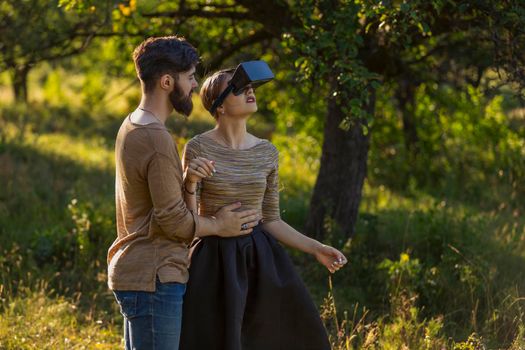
[113,290,138,319]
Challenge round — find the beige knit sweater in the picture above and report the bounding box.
[108,116,198,292]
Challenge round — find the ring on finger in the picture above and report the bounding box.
[241,223,248,230]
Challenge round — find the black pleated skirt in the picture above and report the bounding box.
[179,225,331,350]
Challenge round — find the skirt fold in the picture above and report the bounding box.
[180,226,330,350]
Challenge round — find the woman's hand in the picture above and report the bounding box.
[185,157,216,184]
[314,244,348,273]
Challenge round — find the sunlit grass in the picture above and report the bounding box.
[361,180,438,213]
[34,133,114,171]
[271,133,320,223]
[0,287,121,350]
[1,98,524,348]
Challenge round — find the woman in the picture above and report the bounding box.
[179,68,347,350]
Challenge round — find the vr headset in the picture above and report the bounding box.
[209,60,274,114]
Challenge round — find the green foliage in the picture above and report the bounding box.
[371,83,525,207]
[453,333,485,350]
[1,1,525,348]
[273,133,321,227]
[0,0,113,102]
[378,252,422,300]
[280,0,525,133]
[0,0,101,67]
[1,94,524,347]
[321,276,448,349]
[322,198,525,346]
[283,0,378,123]
[0,112,115,314]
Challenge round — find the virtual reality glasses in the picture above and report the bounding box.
[210,60,274,114]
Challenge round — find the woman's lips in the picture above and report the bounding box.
[246,97,256,103]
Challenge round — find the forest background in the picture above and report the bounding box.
[1,1,525,349]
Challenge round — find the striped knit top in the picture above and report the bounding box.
[182,134,281,223]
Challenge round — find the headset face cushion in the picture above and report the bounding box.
[230,61,274,95]
[210,60,275,113]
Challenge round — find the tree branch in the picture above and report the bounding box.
[142,8,249,21]
[201,29,274,73]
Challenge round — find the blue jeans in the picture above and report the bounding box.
[113,278,186,350]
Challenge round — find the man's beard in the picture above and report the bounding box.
[169,86,193,117]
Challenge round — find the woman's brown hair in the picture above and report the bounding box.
[199,68,235,118]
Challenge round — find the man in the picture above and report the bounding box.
[108,36,260,350]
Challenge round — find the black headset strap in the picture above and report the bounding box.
[210,85,234,114]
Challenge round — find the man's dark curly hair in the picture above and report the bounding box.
[132,36,199,92]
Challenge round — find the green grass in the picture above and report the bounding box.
[1,100,524,348]
[0,286,121,349]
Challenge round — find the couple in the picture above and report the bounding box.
[107,36,347,350]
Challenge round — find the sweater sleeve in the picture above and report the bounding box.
[147,130,198,242]
[182,137,201,170]
[182,138,202,210]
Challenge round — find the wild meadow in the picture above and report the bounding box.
[0,63,524,349]
[1,1,525,348]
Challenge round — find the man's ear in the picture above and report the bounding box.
[159,74,176,91]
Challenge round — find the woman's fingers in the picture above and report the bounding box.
[188,156,217,179]
[189,158,213,177]
[196,157,216,175]
[188,167,208,179]
[197,157,215,172]
[320,246,347,273]
[326,246,347,265]
[335,251,348,265]
[193,162,212,177]
[328,261,341,273]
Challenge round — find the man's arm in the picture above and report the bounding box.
[147,151,197,242]
[196,202,260,238]
[149,152,260,239]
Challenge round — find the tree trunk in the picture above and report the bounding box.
[395,79,419,155]
[12,65,30,103]
[305,84,375,241]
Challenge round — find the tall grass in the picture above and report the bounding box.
[0,89,524,348]
[0,284,121,349]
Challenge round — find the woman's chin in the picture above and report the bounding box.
[229,105,258,119]
[241,105,258,116]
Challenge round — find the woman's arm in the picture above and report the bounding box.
[181,138,214,212]
[262,220,319,254]
[183,180,198,212]
[262,220,347,273]
[182,156,215,211]
[260,145,347,272]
